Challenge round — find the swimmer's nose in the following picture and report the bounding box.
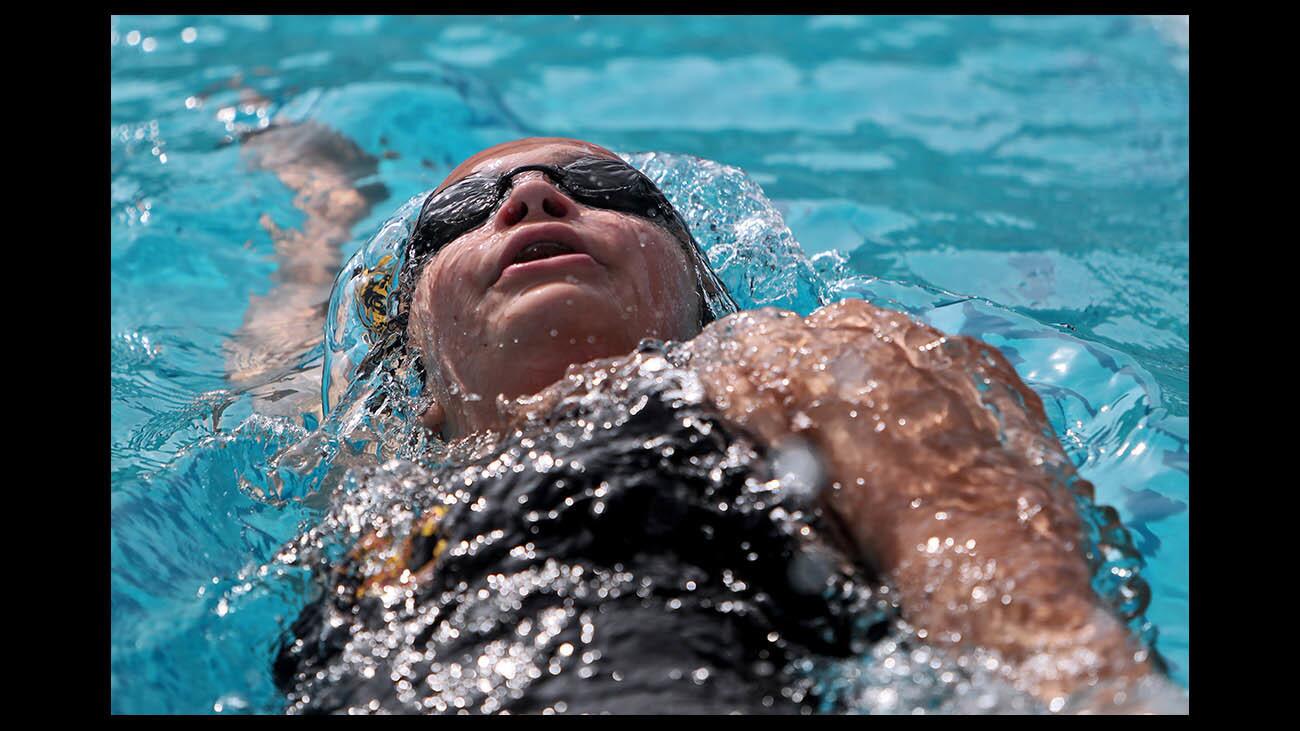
[495,172,577,228]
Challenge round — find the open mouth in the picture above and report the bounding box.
[511,241,576,264]
[495,224,600,285]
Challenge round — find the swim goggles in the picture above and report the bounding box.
[407,155,697,265]
[394,154,737,332]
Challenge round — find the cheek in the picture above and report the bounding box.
[613,220,698,328]
[409,240,490,355]
[645,243,693,300]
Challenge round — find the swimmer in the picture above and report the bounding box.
[238,127,1185,714]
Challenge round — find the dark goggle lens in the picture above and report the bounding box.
[410,177,499,258]
[410,158,677,261]
[561,159,669,219]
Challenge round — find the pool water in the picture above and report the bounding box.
[110,15,1189,714]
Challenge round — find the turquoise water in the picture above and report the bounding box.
[110,15,1189,713]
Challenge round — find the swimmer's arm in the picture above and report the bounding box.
[225,122,389,418]
[692,300,1174,709]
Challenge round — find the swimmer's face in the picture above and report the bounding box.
[407,138,702,437]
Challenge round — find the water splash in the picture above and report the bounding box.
[114,150,1185,713]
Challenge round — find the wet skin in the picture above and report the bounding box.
[406,139,702,440]
[258,133,1176,712]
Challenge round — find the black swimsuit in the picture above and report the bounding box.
[274,343,883,714]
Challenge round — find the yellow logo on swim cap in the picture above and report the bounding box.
[354,254,395,337]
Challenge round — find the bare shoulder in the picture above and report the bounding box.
[686,298,1048,445]
[604,302,1164,703]
[685,298,1087,565]
[696,298,1026,385]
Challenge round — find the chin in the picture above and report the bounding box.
[495,284,640,351]
[480,305,643,402]
[502,282,621,328]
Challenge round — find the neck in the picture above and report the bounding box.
[435,367,582,442]
[440,396,507,442]
[436,331,649,441]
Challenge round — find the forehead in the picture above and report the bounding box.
[437,138,620,193]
